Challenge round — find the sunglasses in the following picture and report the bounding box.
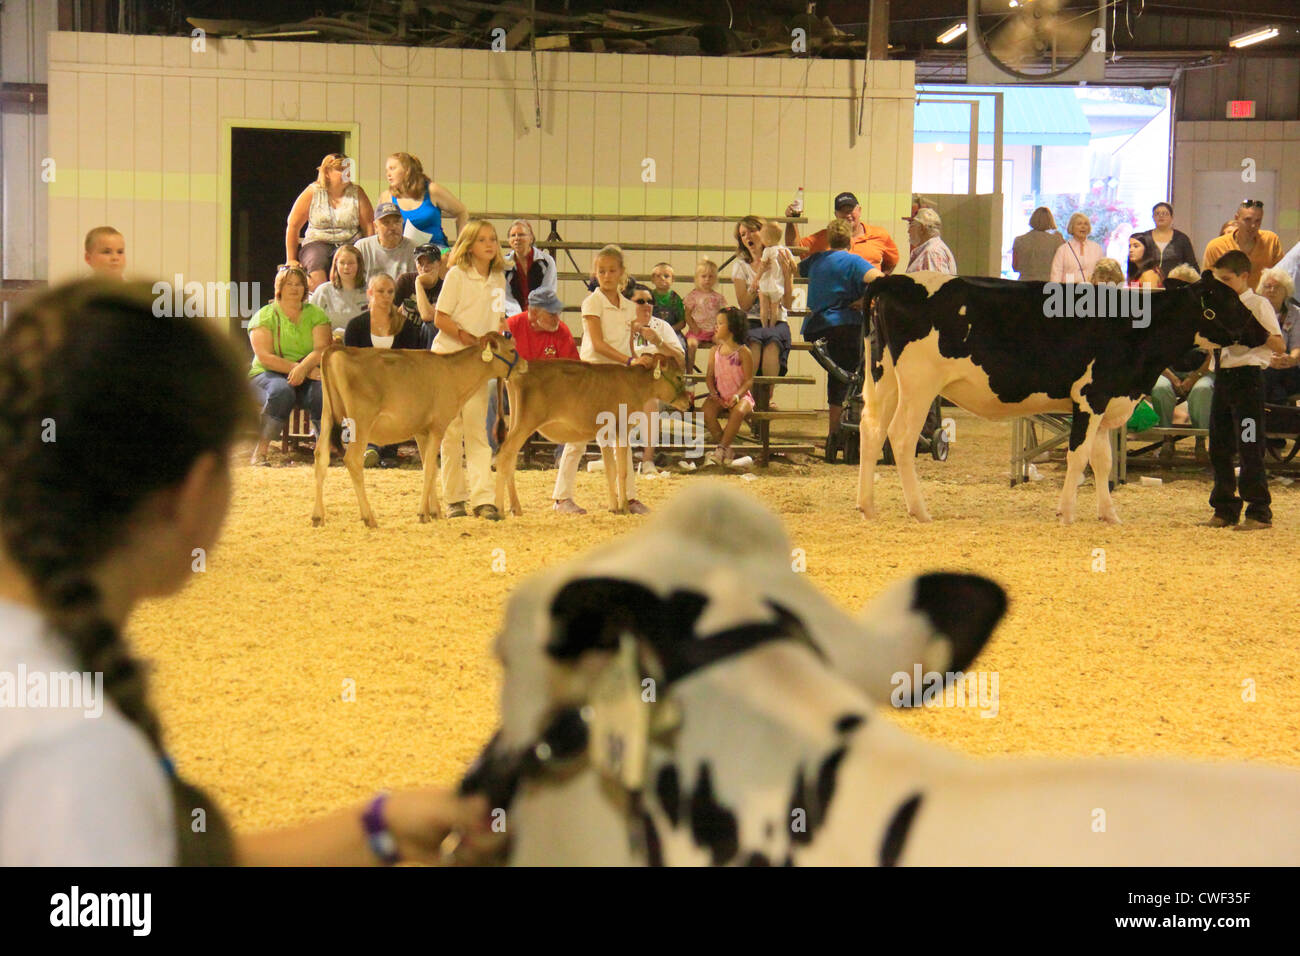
[1241,199,1264,209]
[633,297,654,305]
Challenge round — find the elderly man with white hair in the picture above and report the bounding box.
[905,207,958,275]
[1258,266,1300,404]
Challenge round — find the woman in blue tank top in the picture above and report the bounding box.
[380,152,468,250]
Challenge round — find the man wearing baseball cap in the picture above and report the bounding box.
[394,243,447,325]
[506,288,579,364]
[355,200,419,281]
[785,191,899,273]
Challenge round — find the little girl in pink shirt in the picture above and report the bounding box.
[683,258,727,372]
[703,307,756,465]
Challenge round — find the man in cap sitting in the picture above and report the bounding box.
[395,243,447,326]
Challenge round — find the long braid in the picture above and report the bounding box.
[0,280,249,865]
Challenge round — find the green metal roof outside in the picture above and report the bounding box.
[914,86,1092,146]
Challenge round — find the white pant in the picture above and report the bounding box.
[441,381,494,509]
[552,441,637,502]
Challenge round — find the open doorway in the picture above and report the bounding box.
[229,127,346,340]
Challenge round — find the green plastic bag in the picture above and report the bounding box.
[1127,398,1159,432]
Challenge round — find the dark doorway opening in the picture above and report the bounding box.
[229,127,346,343]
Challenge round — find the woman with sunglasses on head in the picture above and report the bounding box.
[247,265,332,466]
[285,153,376,294]
[0,279,493,865]
[1135,202,1197,277]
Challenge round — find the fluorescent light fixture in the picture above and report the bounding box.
[1229,26,1279,48]
[938,22,968,44]
[1009,1,1019,7]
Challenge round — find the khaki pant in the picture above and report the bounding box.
[440,381,494,509]
[552,442,638,502]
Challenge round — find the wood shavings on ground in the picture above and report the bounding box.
[129,410,1300,831]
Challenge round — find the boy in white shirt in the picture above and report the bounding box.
[1204,250,1286,530]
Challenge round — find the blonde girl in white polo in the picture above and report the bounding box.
[553,245,651,515]
[430,219,508,519]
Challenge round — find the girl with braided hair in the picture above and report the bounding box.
[0,280,491,865]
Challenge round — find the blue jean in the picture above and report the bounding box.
[250,371,321,440]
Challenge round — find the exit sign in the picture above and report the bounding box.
[1226,100,1256,119]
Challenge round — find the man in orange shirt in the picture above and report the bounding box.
[1203,199,1282,289]
[785,191,900,273]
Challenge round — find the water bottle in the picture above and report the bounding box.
[790,186,804,215]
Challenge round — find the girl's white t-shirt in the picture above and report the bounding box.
[0,598,176,865]
[579,289,638,364]
[371,334,395,349]
[431,264,507,354]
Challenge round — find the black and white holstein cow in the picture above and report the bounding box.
[856,271,1270,523]
[456,484,1299,865]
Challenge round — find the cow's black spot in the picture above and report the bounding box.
[689,763,739,866]
[912,573,1008,673]
[880,793,924,867]
[546,578,662,659]
[656,765,681,827]
[546,577,822,688]
[834,713,865,735]
[742,852,772,866]
[787,765,812,846]
[814,745,848,817]
[640,811,664,867]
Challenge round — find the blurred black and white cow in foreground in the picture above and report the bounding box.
[857,271,1270,524]
[456,484,1299,865]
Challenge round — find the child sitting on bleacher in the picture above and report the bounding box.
[703,307,756,466]
[683,258,727,373]
[649,262,686,343]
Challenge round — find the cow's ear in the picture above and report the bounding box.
[546,577,664,660]
[911,573,1007,672]
[833,573,1007,702]
[1202,269,1216,285]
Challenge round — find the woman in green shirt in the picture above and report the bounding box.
[248,266,333,465]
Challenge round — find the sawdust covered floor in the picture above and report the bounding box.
[130,410,1300,832]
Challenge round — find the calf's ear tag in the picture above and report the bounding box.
[482,346,493,362]
[653,365,662,380]
[587,633,651,792]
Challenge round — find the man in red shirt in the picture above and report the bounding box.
[785,191,900,273]
[506,288,579,361]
